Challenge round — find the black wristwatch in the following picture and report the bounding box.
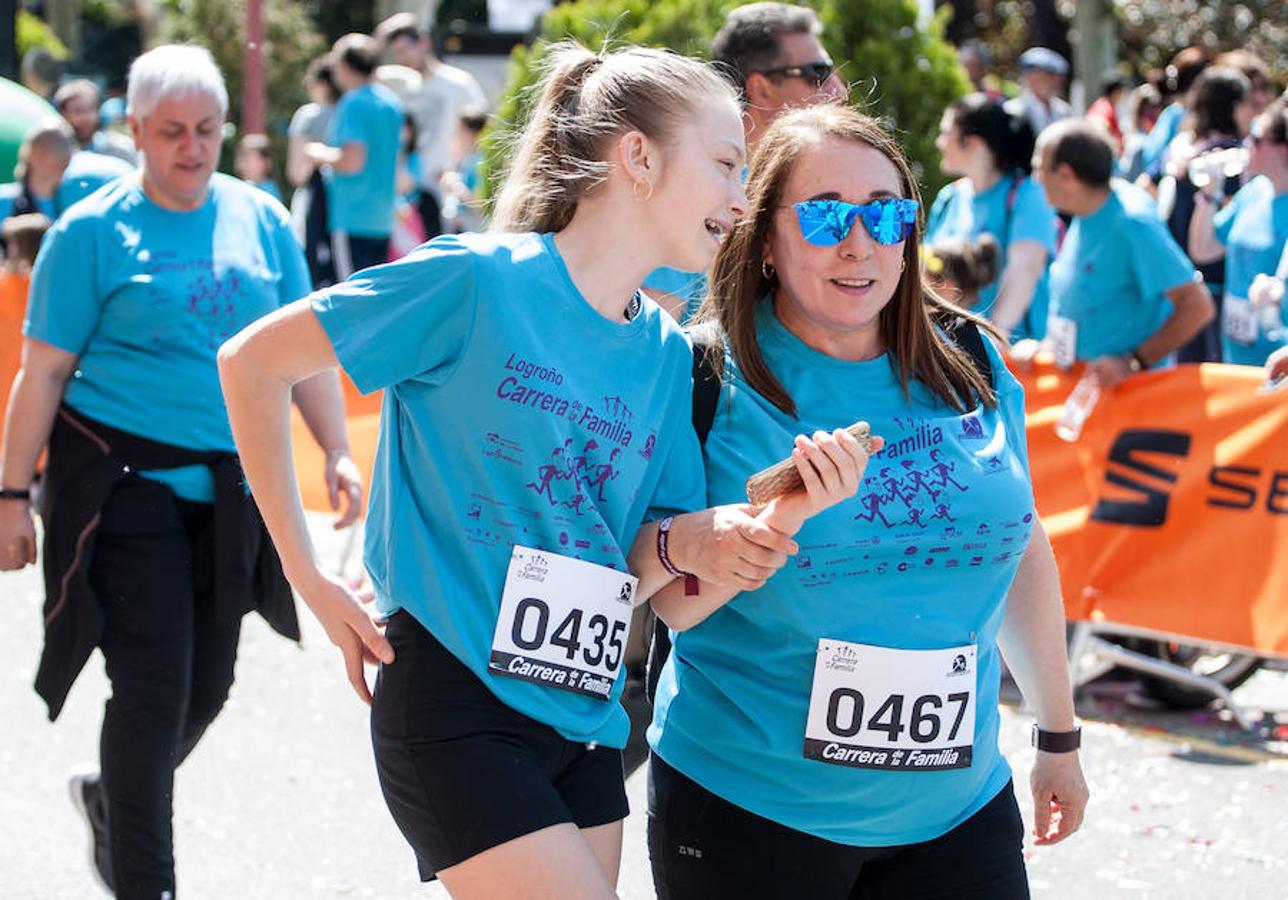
[0,487,31,501]
[1032,724,1081,753]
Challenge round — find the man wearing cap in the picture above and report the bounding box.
[1007,47,1073,138]
[644,1,846,321]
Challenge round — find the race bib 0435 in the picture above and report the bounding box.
[488,545,637,700]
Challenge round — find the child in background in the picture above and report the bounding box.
[1,213,52,408]
[234,133,283,202]
[440,106,487,233]
[389,113,427,260]
[924,233,1001,310]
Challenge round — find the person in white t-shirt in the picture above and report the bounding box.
[374,12,488,241]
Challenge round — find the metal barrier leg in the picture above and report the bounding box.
[1067,620,1115,690]
[1082,633,1257,730]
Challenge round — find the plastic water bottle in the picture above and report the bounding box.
[1188,147,1249,190]
[1250,274,1285,342]
[1056,373,1100,442]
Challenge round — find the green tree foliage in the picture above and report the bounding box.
[17,10,70,60]
[162,0,325,178]
[818,0,967,195]
[482,0,970,202]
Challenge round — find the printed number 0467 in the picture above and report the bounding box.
[511,596,625,670]
[826,689,969,743]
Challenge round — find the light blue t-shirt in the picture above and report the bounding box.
[648,300,1033,846]
[1140,101,1186,177]
[0,183,57,222]
[60,151,134,210]
[250,178,283,203]
[0,152,133,229]
[312,231,705,748]
[926,174,1057,341]
[642,266,707,323]
[327,82,404,237]
[1047,180,1197,362]
[1214,176,1288,366]
[24,173,310,501]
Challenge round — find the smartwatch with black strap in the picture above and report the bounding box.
[1032,724,1082,753]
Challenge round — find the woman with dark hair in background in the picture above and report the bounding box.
[928,93,1058,342]
[287,56,342,288]
[1164,67,1256,362]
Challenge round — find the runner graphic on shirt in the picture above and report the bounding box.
[528,438,621,515]
[927,449,967,493]
[588,447,622,501]
[527,439,575,505]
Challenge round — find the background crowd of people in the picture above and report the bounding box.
[2,14,1285,379]
[0,3,1283,898]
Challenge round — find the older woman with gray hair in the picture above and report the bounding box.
[0,45,360,898]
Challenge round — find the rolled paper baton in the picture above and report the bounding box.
[745,422,876,506]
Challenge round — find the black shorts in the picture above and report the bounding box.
[648,755,1029,899]
[371,611,629,881]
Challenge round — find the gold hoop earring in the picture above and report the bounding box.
[762,259,775,280]
[633,179,654,202]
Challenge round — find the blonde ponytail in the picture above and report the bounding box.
[490,41,738,234]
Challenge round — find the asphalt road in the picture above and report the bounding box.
[2,516,1285,899]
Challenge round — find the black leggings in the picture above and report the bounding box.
[90,478,242,899]
[648,756,1030,900]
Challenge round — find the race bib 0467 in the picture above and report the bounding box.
[803,639,976,771]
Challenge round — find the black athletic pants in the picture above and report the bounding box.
[648,755,1030,900]
[90,477,242,899]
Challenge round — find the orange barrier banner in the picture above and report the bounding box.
[1015,359,1288,657]
[0,272,29,408]
[295,359,1288,657]
[291,372,381,516]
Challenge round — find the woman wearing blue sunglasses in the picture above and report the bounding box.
[646,103,1087,898]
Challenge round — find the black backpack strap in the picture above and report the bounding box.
[687,321,723,447]
[948,316,993,388]
[642,323,722,709]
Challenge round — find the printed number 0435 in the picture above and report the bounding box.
[511,596,625,670]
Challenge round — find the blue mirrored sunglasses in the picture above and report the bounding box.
[792,198,920,246]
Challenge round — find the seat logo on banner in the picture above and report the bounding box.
[1090,429,1190,527]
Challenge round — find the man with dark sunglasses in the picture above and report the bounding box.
[644,3,847,322]
[711,2,847,146]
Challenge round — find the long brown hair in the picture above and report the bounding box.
[697,104,999,417]
[490,42,739,234]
